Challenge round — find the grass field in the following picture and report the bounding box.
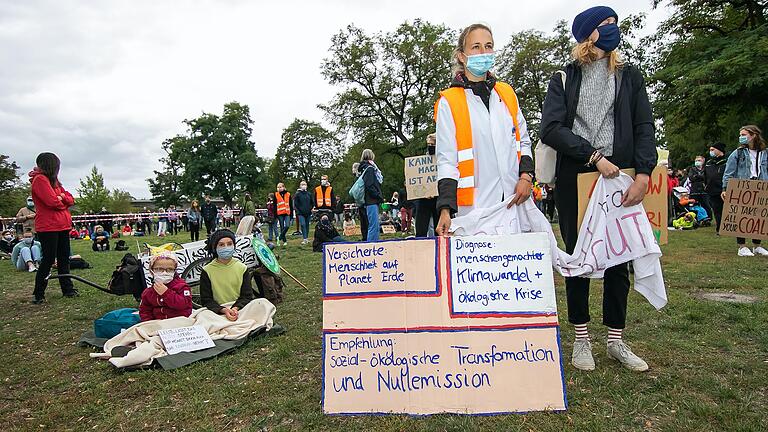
[1,225,766,431]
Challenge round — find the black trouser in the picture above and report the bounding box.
[357,207,368,241]
[415,198,438,237]
[142,219,152,234]
[189,222,200,242]
[737,238,761,246]
[555,158,630,329]
[691,193,712,219]
[34,230,74,298]
[204,218,215,235]
[708,193,724,232]
[92,239,110,251]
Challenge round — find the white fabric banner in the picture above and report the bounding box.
[450,173,667,310]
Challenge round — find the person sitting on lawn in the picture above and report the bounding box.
[199,229,254,321]
[672,212,697,230]
[313,214,346,252]
[121,223,133,236]
[69,226,79,239]
[91,225,110,251]
[139,252,193,321]
[78,227,88,239]
[342,212,356,229]
[12,229,42,272]
[1,229,19,257]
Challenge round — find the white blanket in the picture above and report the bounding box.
[451,174,667,310]
[90,299,276,368]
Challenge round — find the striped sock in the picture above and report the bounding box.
[574,324,589,341]
[607,327,623,343]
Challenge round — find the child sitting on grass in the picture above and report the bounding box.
[139,252,193,321]
[91,225,110,251]
[12,229,41,272]
[199,229,254,321]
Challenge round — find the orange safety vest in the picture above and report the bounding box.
[315,185,333,208]
[276,191,291,215]
[433,82,522,207]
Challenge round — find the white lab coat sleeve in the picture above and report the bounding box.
[516,104,532,158]
[435,97,459,181]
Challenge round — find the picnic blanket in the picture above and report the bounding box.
[89,299,276,369]
[451,174,667,310]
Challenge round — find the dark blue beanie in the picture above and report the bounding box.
[572,6,619,42]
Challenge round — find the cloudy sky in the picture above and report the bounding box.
[0,0,668,199]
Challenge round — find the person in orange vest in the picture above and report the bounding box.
[314,174,337,214]
[275,182,293,246]
[434,23,534,236]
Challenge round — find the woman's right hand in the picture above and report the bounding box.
[596,158,620,179]
[222,307,238,321]
[435,208,452,236]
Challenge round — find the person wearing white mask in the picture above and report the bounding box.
[138,252,192,321]
[199,229,255,321]
[314,174,337,214]
[12,229,41,272]
[685,155,709,219]
[434,23,534,236]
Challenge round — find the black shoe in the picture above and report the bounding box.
[63,290,80,298]
[32,297,45,304]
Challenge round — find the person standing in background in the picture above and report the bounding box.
[352,163,369,241]
[294,180,314,245]
[187,200,202,242]
[703,142,728,233]
[201,195,219,235]
[722,125,768,256]
[358,150,383,241]
[15,196,36,235]
[30,152,78,303]
[275,183,293,246]
[415,134,440,237]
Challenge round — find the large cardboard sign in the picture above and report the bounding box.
[404,155,438,200]
[322,235,565,416]
[720,179,768,241]
[381,225,396,234]
[577,166,668,245]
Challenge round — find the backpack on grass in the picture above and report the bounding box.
[107,253,147,299]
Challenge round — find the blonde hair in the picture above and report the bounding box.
[740,125,767,151]
[572,39,623,72]
[361,149,375,161]
[452,23,493,75]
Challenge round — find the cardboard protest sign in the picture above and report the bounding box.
[158,325,215,355]
[720,179,768,241]
[404,155,438,200]
[322,235,565,416]
[343,225,362,237]
[381,225,396,234]
[577,166,668,245]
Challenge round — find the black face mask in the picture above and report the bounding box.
[427,145,436,155]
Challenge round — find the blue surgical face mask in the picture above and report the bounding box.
[694,160,703,168]
[465,53,495,77]
[594,24,621,53]
[709,151,717,158]
[739,136,749,145]
[23,237,33,245]
[217,245,235,259]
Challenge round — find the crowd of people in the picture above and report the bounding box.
[3,5,766,378]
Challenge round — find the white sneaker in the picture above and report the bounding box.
[753,246,768,256]
[606,341,649,372]
[28,265,37,273]
[571,339,595,371]
[738,247,755,257]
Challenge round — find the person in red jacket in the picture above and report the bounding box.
[31,152,77,303]
[139,253,193,321]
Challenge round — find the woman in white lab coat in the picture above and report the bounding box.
[434,23,534,235]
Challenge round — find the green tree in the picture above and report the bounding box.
[496,21,573,142]
[270,119,342,188]
[148,136,185,207]
[110,189,134,214]
[0,155,28,218]
[151,102,268,206]
[320,20,455,158]
[76,166,111,214]
[651,0,768,167]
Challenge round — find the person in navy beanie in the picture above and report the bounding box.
[540,6,657,373]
